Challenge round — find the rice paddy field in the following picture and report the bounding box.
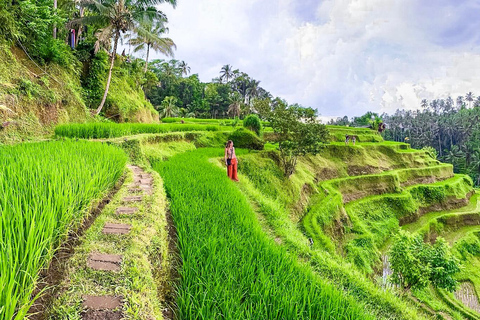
[4,121,480,319]
[153,148,374,319]
[54,123,222,139]
[0,141,126,320]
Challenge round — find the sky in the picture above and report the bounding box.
[135,0,480,119]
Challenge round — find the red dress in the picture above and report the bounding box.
[226,147,238,181]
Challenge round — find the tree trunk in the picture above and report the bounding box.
[144,44,150,73]
[53,0,57,38]
[96,30,120,115]
[75,7,84,47]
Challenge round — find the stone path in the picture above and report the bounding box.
[82,165,154,319]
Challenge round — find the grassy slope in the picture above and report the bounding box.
[153,148,375,320]
[65,126,480,319]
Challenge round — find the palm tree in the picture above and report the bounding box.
[179,61,191,76]
[179,107,195,118]
[456,96,464,108]
[158,96,179,118]
[128,18,176,73]
[421,99,428,109]
[228,93,243,118]
[220,64,233,83]
[75,0,176,115]
[465,92,475,108]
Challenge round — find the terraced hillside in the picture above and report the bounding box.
[14,122,480,319]
[134,124,479,319]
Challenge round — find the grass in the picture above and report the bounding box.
[153,148,374,320]
[0,141,126,320]
[54,123,226,139]
[231,149,430,319]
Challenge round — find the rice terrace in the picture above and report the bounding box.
[2,0,480,319]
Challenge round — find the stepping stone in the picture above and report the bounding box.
[87,253,122,271]
[83,295,122,309]
[116,207,138,215]
[140,174,152,179]
[122,196,142,202]
[128,188,142,194]
[102,223,131,235]
[82,310,122,320]
[133,178,153,184]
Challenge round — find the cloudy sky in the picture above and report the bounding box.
[139,0,480,119]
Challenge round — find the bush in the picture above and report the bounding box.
[243,114,262,136]
[228,128,264,150]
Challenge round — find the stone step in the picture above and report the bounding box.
[116,207,138,215]
[133,178,153,184]
[83,295,122,309]
[87,253,122,272]
[122,196,142,202]
[102,223,131,235]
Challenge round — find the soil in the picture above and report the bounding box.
[81,310,123,320]
[314,167,339,182]
[399,191,474,226]
[347,165,384,176]
[27,175,125,320]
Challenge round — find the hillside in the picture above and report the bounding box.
[0,45,158,143]
[3,122,480,319]
[36,123,479,319]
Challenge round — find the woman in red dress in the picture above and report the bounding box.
[224,140,239,181]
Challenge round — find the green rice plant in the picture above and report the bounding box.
[154,148,374,320]
[54,123,225,139]
[0,141,126,320]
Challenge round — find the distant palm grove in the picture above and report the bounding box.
[331,93,480,186]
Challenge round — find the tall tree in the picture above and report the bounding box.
[75,0,176,115]
[158,96,179,118]
[128,18,176,73]
[465,92,475,108]
[220,64,233,83]
[179,60,190,76]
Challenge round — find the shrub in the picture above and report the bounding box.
[228,128,264,150]
[243,114,262,136]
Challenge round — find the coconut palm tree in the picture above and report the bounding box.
[220,64,233,83]
[421,99,428,109]
[456,96,464,108]
[228,93,243,118]
[158,96,179,118]
[179,61,191,76]
[128,18,176,73]
[465,92,475,108]
[75,0,176,115]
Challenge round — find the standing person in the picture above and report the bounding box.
[224,140,239,181]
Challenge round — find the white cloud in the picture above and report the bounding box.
[145,0,480,117]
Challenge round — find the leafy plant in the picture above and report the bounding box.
[389,230,460,292]
[269,103,329,176]
[243,113,262,136]
[228,127,264,150]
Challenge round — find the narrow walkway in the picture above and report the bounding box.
[82,165,153,318]
[46,164,169,319]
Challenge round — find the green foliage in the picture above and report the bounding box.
[55,123,224,139]
[269,103,329,176]
[81,50,108,108]
[228,128,264,150]
[0,141,126,320]
[243,114,262,136]
[422,146,438,160]
[153,148,375,320]
[389,231,460,292]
